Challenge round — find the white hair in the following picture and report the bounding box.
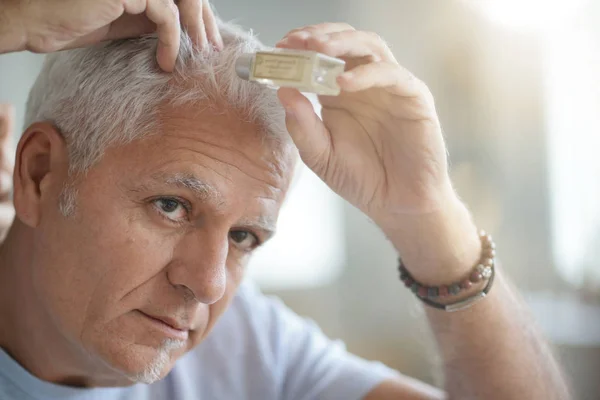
[25,21,287,174]
[128,338,186,384]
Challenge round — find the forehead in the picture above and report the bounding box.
[95,103,297,211]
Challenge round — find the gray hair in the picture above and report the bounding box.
[25,21,287,174]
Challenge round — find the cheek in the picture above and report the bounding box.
[32,197,177,341]
[82,221,179,323]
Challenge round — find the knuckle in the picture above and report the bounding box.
[414,77,430,92]
[171,3,180,17]
[123,0,146,14]
[164,0,179,16]
[365,30,384,44]
[295,25,312,32]
[284,27,305,38]
[26,35,59,53]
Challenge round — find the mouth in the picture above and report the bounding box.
[136,310,190,341]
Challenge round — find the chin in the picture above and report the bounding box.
[125,354,174,384]
[99,339,186,385]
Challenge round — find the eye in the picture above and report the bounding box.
[152,198,189,222]
[229,230,259,251]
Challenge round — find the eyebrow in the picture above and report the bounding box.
[237,216,277,240]
[152,172,224,204]
[141,172,277,238]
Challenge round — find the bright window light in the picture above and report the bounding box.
[545,25,600,288]
[471,0,589,33]
[247,95,346,290]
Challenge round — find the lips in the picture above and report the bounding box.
[148,314,190,332]
[137,310,191,340]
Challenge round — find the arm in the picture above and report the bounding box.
[365,198,571,399]
[276,23,571,400]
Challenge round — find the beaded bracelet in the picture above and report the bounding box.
[398,230,497,312]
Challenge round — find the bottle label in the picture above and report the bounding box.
[253,52,309,82]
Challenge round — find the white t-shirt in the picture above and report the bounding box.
[0,282,397,399]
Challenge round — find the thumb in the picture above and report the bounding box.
[0,104,14,201]
[277,88,332,174]
[0,104,15,143]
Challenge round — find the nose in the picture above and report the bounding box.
[166,229,229,305]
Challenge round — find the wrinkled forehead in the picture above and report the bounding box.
[158,102,297,181]
[93,103,298,209]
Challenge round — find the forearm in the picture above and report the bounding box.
[382,197,571,400]
[428,270,569,400]
[0,0,26,53]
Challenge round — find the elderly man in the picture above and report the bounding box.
[0,0,571,399]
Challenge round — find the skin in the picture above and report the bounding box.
[0,4,572,398]
[276,24,570,400]
[0,0,223,71]
[0,105,14,240]
[0,104,296,387]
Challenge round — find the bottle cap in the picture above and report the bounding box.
[235,54,253,80]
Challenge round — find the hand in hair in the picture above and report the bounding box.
[0,104,14,241]
[0,0,221,71]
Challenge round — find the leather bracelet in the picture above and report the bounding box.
[398,230,496,312]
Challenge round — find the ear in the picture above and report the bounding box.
[13,122,69,227]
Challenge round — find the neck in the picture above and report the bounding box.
[0,221,129,387]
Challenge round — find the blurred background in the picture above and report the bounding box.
[1,0,599,398]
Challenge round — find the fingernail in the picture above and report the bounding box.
[276,37,290,46]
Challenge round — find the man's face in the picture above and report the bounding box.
[30,105,295,383]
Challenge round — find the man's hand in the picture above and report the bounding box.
[277,24,571,400]
[276,23,478,284]
[276,24,454,228]
[0,104,15,241]
[0,0,222,72]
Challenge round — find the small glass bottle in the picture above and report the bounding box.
[235,49,346,96]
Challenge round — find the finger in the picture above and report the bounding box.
[0,104,15,142]
[0,203,15,230]
[105,14,156,41]
[145,0,181,72]
[290,30,396,64]
[0,142,15,196]
[277,88,332,174]
[0,105,14,201]
[337,62,425,95]
[177,0,207,48]
[66,15,155,49]
[0,169,12,201]
[123,0,148,14]
[279,22,355,42]
[202,0,223,50]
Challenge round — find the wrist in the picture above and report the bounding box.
[380,192,481,285]
[0,0,27,53]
